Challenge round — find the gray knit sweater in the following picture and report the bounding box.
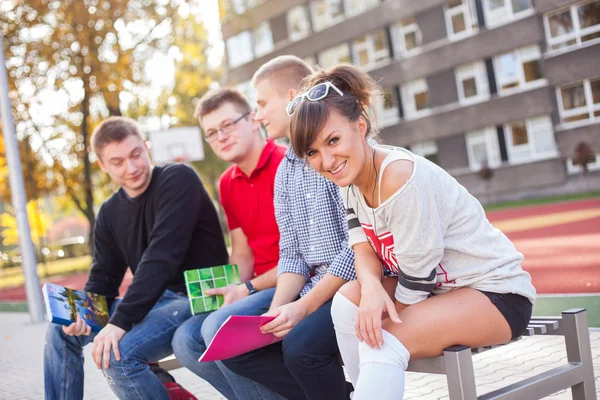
[342,147,536,305]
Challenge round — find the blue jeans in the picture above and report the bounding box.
[222,300,350,400]
[172,288,284,400]
[44,289,191,400]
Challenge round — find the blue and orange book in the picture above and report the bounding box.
[42,283,109,332]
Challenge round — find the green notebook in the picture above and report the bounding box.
[184,264,241,315]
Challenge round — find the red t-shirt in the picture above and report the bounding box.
[218,140,286,276]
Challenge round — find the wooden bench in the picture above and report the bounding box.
[159,308,596,399]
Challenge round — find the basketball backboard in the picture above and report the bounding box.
[148,126,205,164]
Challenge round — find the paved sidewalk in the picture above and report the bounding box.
[1,312,599,399]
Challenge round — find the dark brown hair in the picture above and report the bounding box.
[290,63,380,158]
[252,55,313,93]
[91,116,144,157]
[194,88,251,120]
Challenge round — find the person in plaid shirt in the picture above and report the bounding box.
[221,55,356,400]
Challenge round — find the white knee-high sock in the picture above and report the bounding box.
[352,330,410,400]
[331,292,361,387]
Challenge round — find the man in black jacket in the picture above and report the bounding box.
[43,116,229,400]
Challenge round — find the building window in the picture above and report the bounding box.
[455,61,490,104]
[318,43,352,67]
[504,116,558,164]
[352,29,390,70]
[482,0,533,28]
[253,22,273,57]
[230,0,264,15]
[465,127,502,171]
[544,0,600,52]
[226,31,253,68]
[494,45,544,95]
[557,77,600,125]
[231,0,247,15]
[391,18,422,58]
[410,141,439,164]
[401,79,431,119]
[373,87,400,127]
[236,80,256,108]
[303,55,318,68]
[445,0,478,40]
[566,153,600,174]
[287,5,311,42]
[310,0,345,32]
[343,0,379,18]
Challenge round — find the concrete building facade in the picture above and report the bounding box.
[220,0,600,202]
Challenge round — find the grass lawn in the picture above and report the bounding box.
[0,256,91,290]
[533,295,600,328]
[484,191,600,211]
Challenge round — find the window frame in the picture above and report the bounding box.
[482,0,534,28]
[410,140,439,163]
[318,42,352,67]
[504,116,558,165]
[252,21,274,58]
[401,78,432,120]
[465,127,502,171]
[493,45,546,95]
[310,0,345,32]
[287,4,312,42]
[343,0,379,18]
[455,61,491,105]
[556,77,600,127]
[226,31,254,69]
[444,0,479,41]
[390,18,423,59]
[543,0,600,54]
[373,87,401,128]
[352,29,390,70]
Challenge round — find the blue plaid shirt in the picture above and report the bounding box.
[274,148,356,296]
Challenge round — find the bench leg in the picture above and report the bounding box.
[562,309,596,400]
[444,345,477,400]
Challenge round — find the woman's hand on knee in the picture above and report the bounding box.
[356,281,401,349]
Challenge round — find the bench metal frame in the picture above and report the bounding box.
[159,308,596,399]
[406,308,595,400]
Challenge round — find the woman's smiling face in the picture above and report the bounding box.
[305,108,369,187]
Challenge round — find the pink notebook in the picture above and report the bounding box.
[199,315,283,362]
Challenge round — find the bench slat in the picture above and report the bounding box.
[530,316,561,321]
[528,324,548,335]
[522,326,535,336]
[529,320,560,331]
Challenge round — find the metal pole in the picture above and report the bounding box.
[0,35,45,323]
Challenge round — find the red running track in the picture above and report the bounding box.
[1,198,599,301]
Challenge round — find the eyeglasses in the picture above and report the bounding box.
[204,112,250,142]
[286,82,344,116]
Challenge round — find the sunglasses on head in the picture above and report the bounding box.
[286,82,344,117]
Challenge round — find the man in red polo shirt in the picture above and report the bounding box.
[172,88,285,400]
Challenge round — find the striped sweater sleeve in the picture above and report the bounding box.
[340,186,368,248]
[385,186,445,305]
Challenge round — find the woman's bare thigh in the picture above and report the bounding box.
[382,288,512,360]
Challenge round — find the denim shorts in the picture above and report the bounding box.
[479,291,533,340]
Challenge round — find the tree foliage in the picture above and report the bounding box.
[0,0,199,247]
[0,199,52,247]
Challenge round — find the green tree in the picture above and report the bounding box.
[0,0,192,248]
[0,200,51,247]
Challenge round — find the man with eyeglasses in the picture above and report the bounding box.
[171,88,286,400]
